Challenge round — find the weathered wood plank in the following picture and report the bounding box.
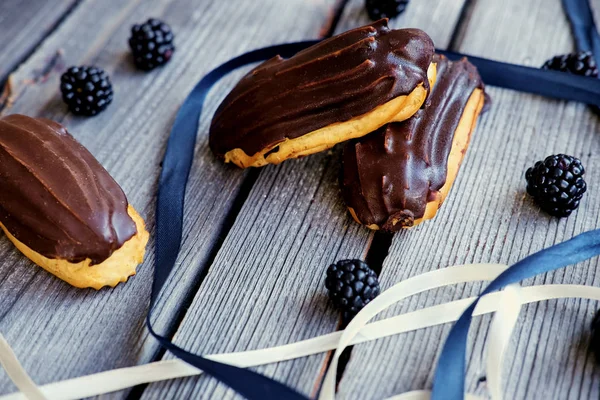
[338,0,600,399]
[0,0,338,397]
[0,0,80,85]
[141,1,468,399]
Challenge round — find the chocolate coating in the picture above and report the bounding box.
[341,55,485,230]
[209,19,434,158]
[0,115,137,264]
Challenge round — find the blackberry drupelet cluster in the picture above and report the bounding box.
[129,18,175,71]
[60,66,113,116]
[541,51,599,77]
[525,154,587,218]
[365,0,410,20]
[325,259,380,320]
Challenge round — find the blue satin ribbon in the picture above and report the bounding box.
[151,31,600,400]
[438,49,600,106]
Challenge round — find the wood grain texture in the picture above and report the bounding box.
[0,0,338,397]
[0,0,80,84]
[140,1,468,399]
[338,0,600,399]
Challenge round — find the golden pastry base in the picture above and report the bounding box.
[0,205,149,290]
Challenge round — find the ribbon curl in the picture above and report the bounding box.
[3,265,600,399]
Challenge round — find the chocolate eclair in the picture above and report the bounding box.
[0,115,149,289]
[210,19,436,168]
[341,55,486,230]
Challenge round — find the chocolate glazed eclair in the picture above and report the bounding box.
[341,55,487,231]
[209,19,436,168]
[0,115,149,289]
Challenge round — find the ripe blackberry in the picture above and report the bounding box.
[325,259,380,319]
[541,51,599,77]
[525,154,586,218]
[129,18,175,71]
[592,309,600,364]
[60,66,113,116]
[365,0,410,20]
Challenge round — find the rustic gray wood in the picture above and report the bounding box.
[338,0,600,399]
[2,0,598,399]
[141,1,469,399]
[0,0,80,85]
[0,0,339,397]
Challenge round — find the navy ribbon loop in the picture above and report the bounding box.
[151,35,600,400]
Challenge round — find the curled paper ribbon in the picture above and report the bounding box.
[317,263,505,400]
[3,263,600,400]
[381,284,524,400]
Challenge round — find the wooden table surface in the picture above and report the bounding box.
[1,0,600,399]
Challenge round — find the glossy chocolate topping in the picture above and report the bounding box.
[209,19,435,158]
[0,115,137,264]
[341,55,485,230]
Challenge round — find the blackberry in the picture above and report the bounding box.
[365,0,410,20]
[325,259,380,319]
[129,18,175,71]
[541,51,599,77]
[592,309,600,364]
[60,66,113,116]
[525,154,586,217]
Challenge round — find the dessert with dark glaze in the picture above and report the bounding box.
[341,55,486,230]
[210,19,436,168]
[0,114,149,289]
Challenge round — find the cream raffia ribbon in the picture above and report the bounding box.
[485,284,522,400]
[1,263,599,400]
